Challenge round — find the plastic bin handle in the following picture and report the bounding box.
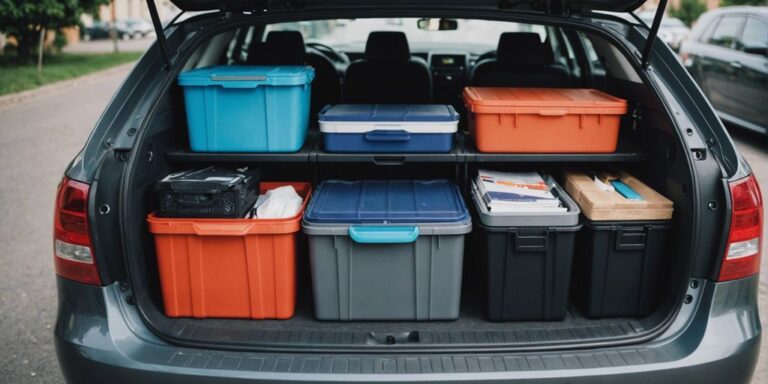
[349,226,419,244]
[210,74,267,81]
[537,109,568,116]
[364,130,412,142]
[191,221,256,236]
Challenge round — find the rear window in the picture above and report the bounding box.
[265,18,549,54]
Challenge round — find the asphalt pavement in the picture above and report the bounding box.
[0,65,766,383]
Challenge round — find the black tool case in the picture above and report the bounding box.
[155,167,260,218]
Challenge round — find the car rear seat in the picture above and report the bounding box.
[248,31,340,127]
[471,32,571,87]
[342,31,432,104]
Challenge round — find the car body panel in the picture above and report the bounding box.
[54,276,760,383]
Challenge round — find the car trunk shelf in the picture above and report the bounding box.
[164,132,649,164]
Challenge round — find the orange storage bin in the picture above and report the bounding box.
[463,87,628,153]
[146,182,312,319]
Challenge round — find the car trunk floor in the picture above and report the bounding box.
[148,286,656,349]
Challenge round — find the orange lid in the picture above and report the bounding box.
[463,87,628,115]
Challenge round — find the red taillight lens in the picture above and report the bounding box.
[718,175,763,281]
[54,177,102,285]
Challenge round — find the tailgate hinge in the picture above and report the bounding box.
[640,0,668,68]
[546,0,569,16]
[146,0,172,70]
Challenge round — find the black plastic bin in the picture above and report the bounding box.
[155,167,260,218]
[471,176,582,321]
[575,219,672,318]
[480,223,581,321]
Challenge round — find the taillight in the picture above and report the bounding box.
[718,174,763,281]
[53,177,102,285]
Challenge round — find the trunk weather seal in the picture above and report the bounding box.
[120,7,701,354]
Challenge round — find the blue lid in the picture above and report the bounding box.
[318,104,459,122]
[304,180,469,224]
[178,65,314,88]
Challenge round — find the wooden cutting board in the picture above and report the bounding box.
[563,171,673,221]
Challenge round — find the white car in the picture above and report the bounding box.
[639,12,691,50]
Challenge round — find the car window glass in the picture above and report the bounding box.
[699,16,718,42]
[740,17,768,50]
[579,31,605,75]
[708,15,744,49]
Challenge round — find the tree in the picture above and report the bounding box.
[668,0,708,27]
[721,0,768,5]
[0,0,108,64]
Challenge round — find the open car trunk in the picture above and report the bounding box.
[119,18,698,353]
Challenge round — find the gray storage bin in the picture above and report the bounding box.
[303,180,471,321]
[471,175,580,227]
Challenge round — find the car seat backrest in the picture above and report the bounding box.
[342,31,432,104]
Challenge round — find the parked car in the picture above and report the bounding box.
[115,18,155,40]
[54,0,762,383]
[638,11,691,51]
[680,6,768,136]
[81,21,111,41]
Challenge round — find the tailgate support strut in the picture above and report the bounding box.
[146,0,171,69]
[640,0,668,68]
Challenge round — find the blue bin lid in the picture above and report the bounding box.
[178,65,314,87]
[304,180,469,224]
[318,104,459,122]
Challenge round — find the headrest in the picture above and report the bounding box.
[262,31,306,65]
[365,31,411,61]
[496,32,555,66]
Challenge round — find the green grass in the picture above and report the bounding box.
[0,52,142,96]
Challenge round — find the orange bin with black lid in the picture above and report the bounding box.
[147,182,312,319]
[463,87,628,153]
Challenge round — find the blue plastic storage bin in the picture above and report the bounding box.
[178,65,314,153]
[302,180,471,321]
[318,104,459,153]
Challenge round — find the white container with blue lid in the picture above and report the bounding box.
[318,104,459,153]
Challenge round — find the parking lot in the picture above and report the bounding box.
[0,62,766,383]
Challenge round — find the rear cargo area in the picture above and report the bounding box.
[118,23,697,352]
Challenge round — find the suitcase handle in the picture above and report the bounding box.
[364,130,412,142]
[615,227,647,251]
[349,226,419,244]
[174,194,217,207]
[514,232,548,251]
[537,109,568,116]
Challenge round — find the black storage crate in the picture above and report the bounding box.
[155,167,260,218]
[479,223,581,321]
[575,219,672,318]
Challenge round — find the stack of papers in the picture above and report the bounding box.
[475,170,567,213]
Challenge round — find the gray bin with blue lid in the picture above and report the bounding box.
[302,180,471,321]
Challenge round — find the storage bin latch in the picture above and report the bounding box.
[513,231,548,252]
[614,227,647,251]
